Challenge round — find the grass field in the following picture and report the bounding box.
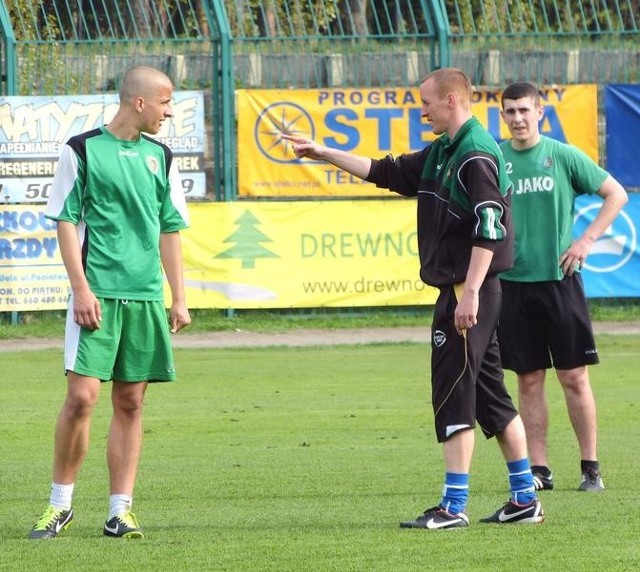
[2,299,640,340]
[1,335,639,571]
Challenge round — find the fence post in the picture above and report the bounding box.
[208,0,237,201]
[425,0,451,69]
[486,50,501,86]
[567,49,580,83]
[248,53,262,87]
[407,51,420,85]
[0,0,17,95]
[329,53,344,87]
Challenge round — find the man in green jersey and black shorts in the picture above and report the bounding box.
[29,66,191,539]
[497,82,628,492]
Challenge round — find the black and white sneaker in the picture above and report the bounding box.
[480,499,544,524]
[532,468,554,490]
[579,468,605,492]
[400,506,469,530]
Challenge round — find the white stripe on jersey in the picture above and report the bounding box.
[168,161,190,226]
[45,144,79,219]
[64,294,82,373]
[486,207,497,239]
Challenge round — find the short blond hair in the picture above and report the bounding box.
[423,68,472,104]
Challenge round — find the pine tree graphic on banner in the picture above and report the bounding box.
[216,211,279,269]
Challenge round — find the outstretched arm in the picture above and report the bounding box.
[282,134,372,180]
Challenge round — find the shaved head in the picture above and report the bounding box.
[107,66,174,139]
[119,66,173,104]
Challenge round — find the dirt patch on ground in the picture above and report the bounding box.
[1,322,638,353]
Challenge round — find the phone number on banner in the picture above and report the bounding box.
[0,170,206,203]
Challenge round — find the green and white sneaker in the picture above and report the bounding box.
[29,505,74,539]
[103,511,144,539]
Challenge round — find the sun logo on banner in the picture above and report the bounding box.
[254,102,315,163]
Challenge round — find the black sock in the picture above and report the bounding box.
[581,460,599,473]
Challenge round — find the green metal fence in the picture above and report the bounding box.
[1,0,639,201]
[226,0,639,88]
[0,0,235,200]
[0,1,14,94]
[444,0,640,86]
[227,0,440,88]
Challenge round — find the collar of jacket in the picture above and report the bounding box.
[441,116,480,152]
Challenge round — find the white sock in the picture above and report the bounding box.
[109,494,132,520]
[49,482,74,511]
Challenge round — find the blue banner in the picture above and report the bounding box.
[575,193,639,297]
[604,85,640,188]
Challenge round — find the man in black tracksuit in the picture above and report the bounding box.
[284,68,543,529]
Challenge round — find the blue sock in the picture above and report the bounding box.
[440,472,469,515]
[507,459,537,505]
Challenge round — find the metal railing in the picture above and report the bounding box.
[444,0,640,85]
[1,0,639,201]
[1,0,235,200]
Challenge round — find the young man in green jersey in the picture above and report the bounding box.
[284,68,543,529]
[29,66,191,539]
[498,82,628,492]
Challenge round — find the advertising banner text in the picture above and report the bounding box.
[0,92,206,203]
[237,85,599,197]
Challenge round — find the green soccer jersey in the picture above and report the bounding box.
[45,126,189,300]
[499,135,607,282]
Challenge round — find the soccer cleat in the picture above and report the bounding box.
[103,511,144,539]
[29,505,74,539]
[480,499,544,524]
[579,468,605,492]
[532,469,554,491]
[400,506,469,530]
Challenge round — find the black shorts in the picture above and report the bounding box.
[431,276,518,443]
[498,274,599,374]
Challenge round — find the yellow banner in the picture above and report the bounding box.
[1,201,436,311]
[180,201,437,309]
[237,85,599,197]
